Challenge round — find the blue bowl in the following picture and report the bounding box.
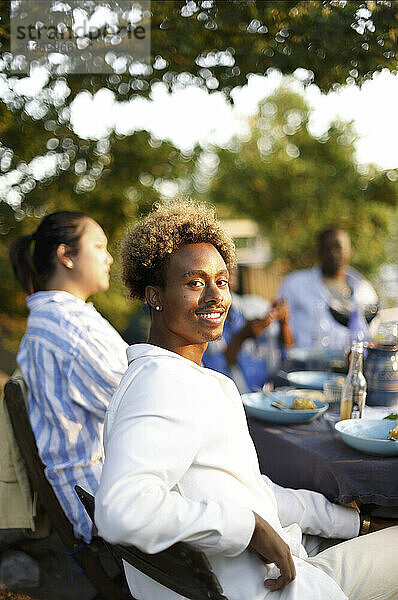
[287,348,345,368]
[287,371,341,391]
[242,391,328,425]
[335,419,398,456]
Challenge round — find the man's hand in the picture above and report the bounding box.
[248,512,296,592]
[226,299,294,364]
[243,318,271,339]
[270,299,290,324]
[245,300,291,339]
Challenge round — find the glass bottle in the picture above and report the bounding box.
[310,301,331,369]
[340,341,367,420]
[348,305,369,345]
[311,301,330,350]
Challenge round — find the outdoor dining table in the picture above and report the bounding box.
[247,413,398,508]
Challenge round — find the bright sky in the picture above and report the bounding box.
[1,65,398,207]
[69,68,398,171]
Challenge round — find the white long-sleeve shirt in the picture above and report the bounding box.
[95,344,359,600]
[278,266,378,349]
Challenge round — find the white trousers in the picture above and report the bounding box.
[307,526,398,600]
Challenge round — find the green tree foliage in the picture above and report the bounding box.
[0,128,200,336]
[1,0,398,201]
[205,86,398,276]
[149,0,398,93]
[2,1,398,97]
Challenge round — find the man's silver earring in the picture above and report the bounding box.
[155,306,161,311]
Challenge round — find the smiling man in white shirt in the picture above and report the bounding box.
[95,201,398,600]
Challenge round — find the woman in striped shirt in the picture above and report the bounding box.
[10,211,128,541]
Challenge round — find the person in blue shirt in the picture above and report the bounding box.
[278,227,378,350]
[203,270,294,393]
[9,211,128,541]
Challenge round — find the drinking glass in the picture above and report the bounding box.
[323,378,344,422]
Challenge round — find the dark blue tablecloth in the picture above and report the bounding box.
[248,415,398,507]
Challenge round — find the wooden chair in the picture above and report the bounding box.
[4,377,129,600]
[75,486,228,600]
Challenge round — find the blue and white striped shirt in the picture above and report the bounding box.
[17,291,128,541]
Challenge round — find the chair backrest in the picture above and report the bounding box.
[75,485,228,600]
[4,377,128,600]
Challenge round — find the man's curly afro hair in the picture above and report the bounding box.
[121,200,236,301]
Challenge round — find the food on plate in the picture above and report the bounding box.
[388,424,398,441]
[290,397,317,410]
[384,413,398,421]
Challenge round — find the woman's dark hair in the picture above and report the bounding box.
[9,211,88,294]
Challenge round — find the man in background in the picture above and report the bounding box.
[279,227,378,350]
